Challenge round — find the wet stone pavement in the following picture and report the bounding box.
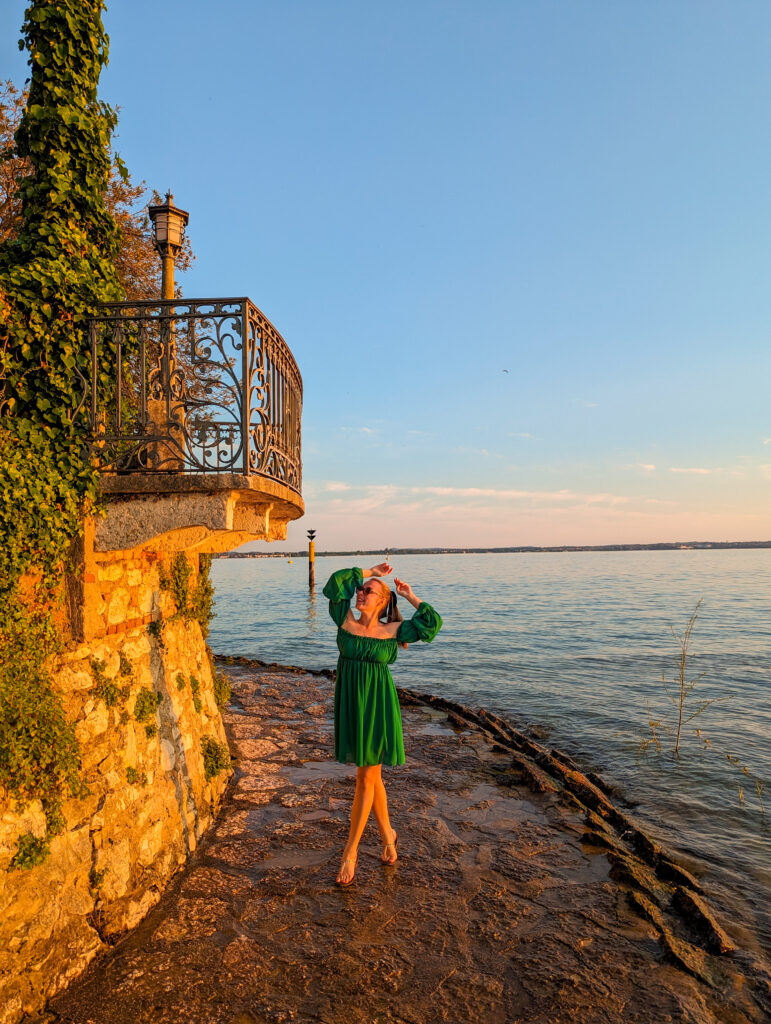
[41,661,766,1024]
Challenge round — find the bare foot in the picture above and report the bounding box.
[381,829,398,865]
[336,853,357,886]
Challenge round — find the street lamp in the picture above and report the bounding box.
[148,191,189,300]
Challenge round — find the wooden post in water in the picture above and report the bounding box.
[307,529,316,590]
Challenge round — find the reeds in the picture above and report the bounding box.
[636,600,767,818]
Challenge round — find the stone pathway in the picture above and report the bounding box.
[41,661,765,1024]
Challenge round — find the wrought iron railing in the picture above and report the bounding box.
[87,298,302,493]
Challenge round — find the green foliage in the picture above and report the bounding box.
[144,723,157,739]
[118,651,132,678]
[211,659,231,710]
[159,552,215,637]
[158,554,192,616]
[201,735,230,781]
[190,553,215,639]
[10,831,50,870]
[176,672,186,691]
[148,618,165,649]
[0,1,124,864]
[190,674,202,713]
[1,0,122,428]
[133,686,161,724]
[88,866,107,888]
[125,765,147,786]
[91,658,119,708]
[0,420,89,597]
[0,607,81,857]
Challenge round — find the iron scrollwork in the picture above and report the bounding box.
[86,297,302,492]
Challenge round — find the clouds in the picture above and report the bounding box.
[340,426,378,436]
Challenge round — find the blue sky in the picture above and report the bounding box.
[3,1,770,548]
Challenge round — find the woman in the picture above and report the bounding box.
[322,562,442,886]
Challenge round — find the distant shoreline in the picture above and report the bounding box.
[213,540,771,558]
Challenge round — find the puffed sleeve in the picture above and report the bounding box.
[396,602,443,644]
[322,567,364,626]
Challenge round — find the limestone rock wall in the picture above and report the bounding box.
[0,552,232,1024]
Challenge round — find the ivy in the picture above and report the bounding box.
[158,554,193,617]
[1,0,122,430]
[0,608,82,840]
[159,552,215,637]
[190,554,215,639]
[0,1,123,869]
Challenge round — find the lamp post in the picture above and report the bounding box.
[148,192,189,300]
[307,529,316,590]
[146,192,189,470]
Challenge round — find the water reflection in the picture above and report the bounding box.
[306,587,318,632]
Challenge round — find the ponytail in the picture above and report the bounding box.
[381,590,402,625]
[383,590,408,649]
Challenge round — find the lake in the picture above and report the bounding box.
[209,549,770,956]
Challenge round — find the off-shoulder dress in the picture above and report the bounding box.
[322,567,443,767]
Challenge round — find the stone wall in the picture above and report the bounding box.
[0,551,232,1024]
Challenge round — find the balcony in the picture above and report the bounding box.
[87,297,304,553]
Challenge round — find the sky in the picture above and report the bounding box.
[2,1,770,549]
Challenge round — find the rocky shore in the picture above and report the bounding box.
[37,658,768,1024]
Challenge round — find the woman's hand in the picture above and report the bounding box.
[366,562,392,578]
[394,577,421,607]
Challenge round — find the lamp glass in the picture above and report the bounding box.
[153,210,170,244]
[167,214,184,247]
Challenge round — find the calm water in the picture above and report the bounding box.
[209,550,771,954]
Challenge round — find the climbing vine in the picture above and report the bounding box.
[158,552,215,635]
[157,552,230,710]
[0,1,122,863]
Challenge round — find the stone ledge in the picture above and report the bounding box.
[94,476,304,554]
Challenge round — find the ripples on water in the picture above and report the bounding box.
[209,550,771,953]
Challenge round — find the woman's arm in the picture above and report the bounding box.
[322,567,364,626]
[394,578,443,644]
[394,577,421,608]
[363,562,392,580]
[321,564,393,626]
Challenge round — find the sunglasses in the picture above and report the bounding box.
[356,584,386,596]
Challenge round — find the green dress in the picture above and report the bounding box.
[323,567,443,767]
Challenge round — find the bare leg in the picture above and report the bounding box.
[337,765,379,884]
[371,768,397,861]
